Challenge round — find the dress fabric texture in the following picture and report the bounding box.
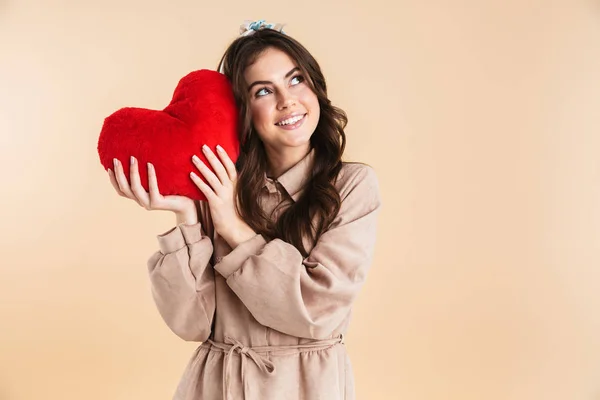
[147,150,382,400]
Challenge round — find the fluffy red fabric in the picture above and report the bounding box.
[97,70,240,201]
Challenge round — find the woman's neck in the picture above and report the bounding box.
[265,145,311,179]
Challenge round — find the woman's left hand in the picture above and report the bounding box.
[190,144,256,248]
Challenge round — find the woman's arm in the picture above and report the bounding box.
[214,164,382,339]
[146,202,216,342]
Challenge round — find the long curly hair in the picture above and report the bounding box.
[217,29,347,257]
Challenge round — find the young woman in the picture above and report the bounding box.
[108,20,381,400]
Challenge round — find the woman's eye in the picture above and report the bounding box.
[254,76,304,98]
[291,75,305,85]
[256,87,271,97]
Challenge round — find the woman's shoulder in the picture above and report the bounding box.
[336,161,380,201]
[338,161,379,187]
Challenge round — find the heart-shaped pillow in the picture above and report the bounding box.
[97,69,240,201]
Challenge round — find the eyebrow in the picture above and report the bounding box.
[247,67,300,93]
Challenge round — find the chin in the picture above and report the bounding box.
[285,131,313,146]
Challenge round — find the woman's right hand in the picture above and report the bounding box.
[108,157,198,224]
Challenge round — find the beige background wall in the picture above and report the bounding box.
[1,0,599,399]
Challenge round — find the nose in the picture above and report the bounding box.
[276,88,296,110]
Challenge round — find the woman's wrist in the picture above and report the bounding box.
[225,222,257,248]
[175,207,198,226]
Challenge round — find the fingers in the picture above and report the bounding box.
[190,171,217,202]
[200,145,231,187]
[146,162,163,206]
[110,158,187,213]
[216,145,237,181]
[112,158,140,204]
[129,156,150,208]
[192,153,223,194]
[108,168,125,197]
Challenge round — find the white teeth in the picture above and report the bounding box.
[277,114,304,126]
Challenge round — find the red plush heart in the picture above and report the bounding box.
[97,69,240,201]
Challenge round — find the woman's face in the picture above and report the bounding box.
[244,47,320,158]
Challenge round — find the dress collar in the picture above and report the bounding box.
[263,149,315,202]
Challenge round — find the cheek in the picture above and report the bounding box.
[304,94,320,119]
[251,102,275,126]
[250,104,268,127]
[300,89,319,111]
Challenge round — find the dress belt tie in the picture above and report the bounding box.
[204,334,344,400]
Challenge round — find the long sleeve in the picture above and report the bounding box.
[214,164,382,339]
[147,219,216,342]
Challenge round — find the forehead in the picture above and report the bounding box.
[244,48,297,83]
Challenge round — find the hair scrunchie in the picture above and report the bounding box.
[239,19,286,36]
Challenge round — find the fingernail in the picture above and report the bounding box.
[192,154,200,163]
[113,158,117,167]
[130,156,135,165]
[216,145,224,152]
[202,144,209,152]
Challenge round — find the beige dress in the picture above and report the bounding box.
[147,150,382,400]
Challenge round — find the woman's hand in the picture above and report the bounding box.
[190,145,256,247]
[108,157,198,225]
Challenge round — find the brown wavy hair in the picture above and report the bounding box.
[217,29,347,257]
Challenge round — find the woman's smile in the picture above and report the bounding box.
[275,113,307,130]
